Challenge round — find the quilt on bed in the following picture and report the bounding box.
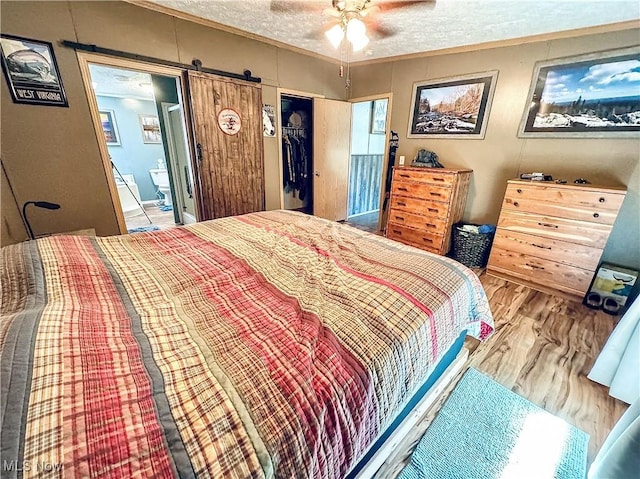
[1,210,493,479]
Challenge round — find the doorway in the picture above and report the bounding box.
[346,98,389,233]
[280,94,313,214]
[277,90,352,222]
[79,54,196,235]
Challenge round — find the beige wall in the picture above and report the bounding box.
[0,1,345,245]
[349,29,640,269]
[2,2,638,270]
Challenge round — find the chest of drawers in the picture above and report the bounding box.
[487,180,627,298]
[385,167,472,255]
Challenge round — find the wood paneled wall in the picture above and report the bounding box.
[348,154,383,217]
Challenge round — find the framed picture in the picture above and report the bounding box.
[519,46,640,138]
[0,33,68,107]
[584,262,638,313]
[371,99,387,134]
[99,110,120,145]
[139,114,162,143]
[263,104,276,137]
[407,70,498,139]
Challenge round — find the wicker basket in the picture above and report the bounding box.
[451,224,495,268]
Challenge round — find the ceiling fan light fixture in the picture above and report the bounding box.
[325,23,345,49]
[346,17,368,51]
[350,32,369,51]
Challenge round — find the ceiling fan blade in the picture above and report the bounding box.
[322,7,342,17]
[369,0,436,12]
[368,24,398,39]
[270,1,327,13]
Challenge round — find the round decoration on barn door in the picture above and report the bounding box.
[217,108,241,135]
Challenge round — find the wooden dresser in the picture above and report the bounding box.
[487,179,626,298]
[386,167,472,255]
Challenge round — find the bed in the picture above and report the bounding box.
[1,210,493,478]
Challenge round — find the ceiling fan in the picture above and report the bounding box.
[271,1,435,51]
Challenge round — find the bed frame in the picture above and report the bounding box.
[347,331,469,478]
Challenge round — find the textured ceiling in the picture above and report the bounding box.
[89,64,155,100]
[141,0,640,62]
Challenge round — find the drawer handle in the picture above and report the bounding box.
[599,197,605,203]
[399,187,408,191]
[525,263,545,270]
[427,208,438,213]
[425,223,437,228]
[593,213,600,218]
[517,188,522,194]
[394,215,405,221]
[531,243,552,250]
[433,178,445,182]
[430,192,442,197]
[513,201,519,207]
[400,174,411,178]
[537,222,558,229]
[392,230,402,235]
[397,201,406,206]
[422,238,433,243]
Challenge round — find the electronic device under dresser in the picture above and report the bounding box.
[386,167,472,255]
[487,179,627,299]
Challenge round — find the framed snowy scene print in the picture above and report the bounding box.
[519,46,640,138]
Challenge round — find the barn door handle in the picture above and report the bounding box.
[196,143,203,162]
[184,166,193,198]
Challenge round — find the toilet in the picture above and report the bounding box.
[149,168,173,206]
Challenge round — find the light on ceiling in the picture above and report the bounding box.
[325,24,345,49]
[327,17,369,53]
[346,18,369,51]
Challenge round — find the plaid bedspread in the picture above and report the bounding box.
[1,210,493,478]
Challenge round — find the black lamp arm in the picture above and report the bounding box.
[22,201,61,240]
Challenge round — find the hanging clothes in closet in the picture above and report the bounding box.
[282,127,310,201]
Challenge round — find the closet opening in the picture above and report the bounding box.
[281,94,313,215]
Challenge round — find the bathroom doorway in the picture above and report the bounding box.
[80,55,195,234]
[346,96,391,234]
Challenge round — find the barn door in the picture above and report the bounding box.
[186,71,264,220]
[313,98,352,221]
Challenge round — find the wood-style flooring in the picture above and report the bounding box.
[375,271,628,478]
[346,211,382,234]
[125,204,178,231]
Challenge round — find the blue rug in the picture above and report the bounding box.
[399,368,589,479]
[127,225,160,234]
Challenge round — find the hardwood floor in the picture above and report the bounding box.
[346,211,382,234]
[125,204,178,231]
[375,271,628,478]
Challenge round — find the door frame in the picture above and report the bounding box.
[76,52,198,233]
[276,88,324,210]
[346,92,393,232]
[161,102,197,224]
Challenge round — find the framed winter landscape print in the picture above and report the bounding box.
[519,46,640,138]
[407,71,498,139]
